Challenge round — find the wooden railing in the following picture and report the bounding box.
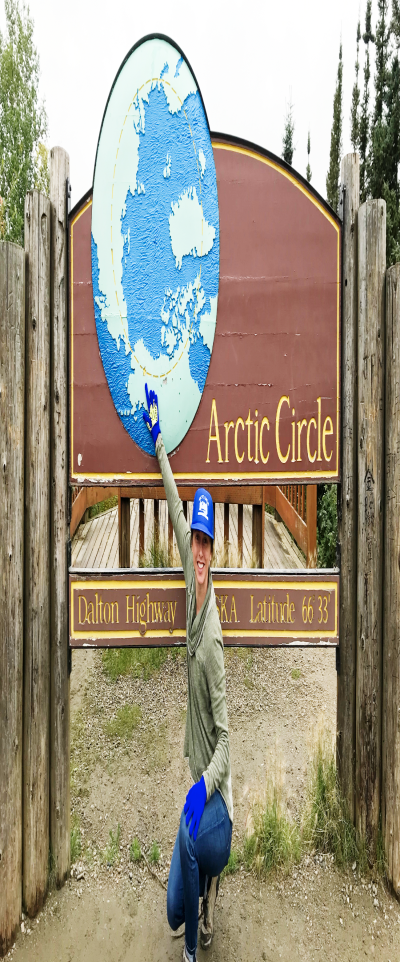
[71,483,317,568]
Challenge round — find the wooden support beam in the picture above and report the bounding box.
[49,150,71,889]
[337,153,359,822]
[238,504,243,567]
[306,485,317,568]
[119,497,131,567]
[23,190,51,915]
[139,498,145,561]
[356,198,386,854]
[0,242,25,955]
[183,501,188,521]
[252,504,263,568]
[382,264,400,898]
[116,484,265,505]
[224,502,229,565]
[168,510,173,564]
[154,499,159,554]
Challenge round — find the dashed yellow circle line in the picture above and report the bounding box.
[110,75,207,381]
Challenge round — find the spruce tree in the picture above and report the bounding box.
[350,21,361,151]
[326,43,343,212]
[359,0,374,203]
[369,0,391,200]
[306,131,312,183]
[0,0,48,244]
[282,101,295,166]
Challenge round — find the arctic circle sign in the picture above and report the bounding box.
[70,37,341,486]
[91,36,219,457]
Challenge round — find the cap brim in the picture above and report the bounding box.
[191,521,214,540]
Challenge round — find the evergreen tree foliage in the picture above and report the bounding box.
[326,44,343,211]
[306,131,312,183]
[369,0,391,200]
[350,21,361,151]
[359,0,374,203]
[0,0,48,245]
[282,102,295,166]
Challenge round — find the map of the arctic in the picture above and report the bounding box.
[91,37,220,456]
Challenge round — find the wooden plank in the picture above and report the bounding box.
[114,484,264,505]
[70,485,113,537]
[139,498,145,560]
[49,148,70,887]
[23,191,51,916]
[224,502,229,565]
[0,242,25,954]
[168,510,173,564]
[337,153,359,823]
[275,486,307,556]
[238,504,243,566]
[154,499,159,553]
[252,504,263,567]
[119,497,130,567]
[382,264,400,897]
[356,198,386,854]
[306,484,317,568]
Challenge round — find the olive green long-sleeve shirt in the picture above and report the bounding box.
[156,435,233,822]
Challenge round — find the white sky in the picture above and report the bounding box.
[1,0,379,208]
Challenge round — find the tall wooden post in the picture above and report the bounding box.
[49,148,70,887]
[382,264,400,897]
[224,502,229,565]
[0,242,25,954]
[306,485,317,568]
[119,496,130,567]
[238,504,243,567]
[356,198,386,853]
[23,191,51,914]
[337,154,359,822]
[154,499,159,555]
[139,498,145,560]
[252,504,264,567]
[168,509,173,564]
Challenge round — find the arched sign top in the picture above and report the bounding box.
[92,36,220,457]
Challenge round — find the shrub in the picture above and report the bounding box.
[317,485,338,568]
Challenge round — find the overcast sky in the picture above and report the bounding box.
[1,0,379,207]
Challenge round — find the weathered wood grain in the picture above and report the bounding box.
[306,485,317,568]
[119,496,130,567]
[49,148,70,886]
[382,264,400,897]
[252,504,264,567]
[23,191,51,914]
[356,198,386,853]
[337,154,359,822]
[0,242,25,954]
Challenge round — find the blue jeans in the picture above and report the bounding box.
[167,790,232,958]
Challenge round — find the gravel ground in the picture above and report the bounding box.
[6,644,400,962]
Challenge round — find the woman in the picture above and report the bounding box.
[143,386,233,962]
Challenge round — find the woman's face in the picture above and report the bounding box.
[191,529,212,589]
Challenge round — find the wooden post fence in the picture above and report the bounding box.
[356,198,386,854]
[383,265,400,897]
[337,154,359,822]
[0,242,25,955]
[23,190,51,916]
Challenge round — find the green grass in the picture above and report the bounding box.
[302,727,367,871]
[221,847,242,879]
[70,813,82,863]
[140,538,170,568]
[148,840,160,864]
[245,775,302,876]
[102,823,121,866]
[88,496,118,520]
[102,646,168,682]
[291,668,302,680]
[129,837,142,863]
[104,703,142,740]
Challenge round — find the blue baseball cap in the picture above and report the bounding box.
[191,488,214,541]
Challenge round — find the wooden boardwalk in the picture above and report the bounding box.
[71,500,305,570]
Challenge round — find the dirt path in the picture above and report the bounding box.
[6,646,400,962]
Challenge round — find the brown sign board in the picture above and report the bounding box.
[69,569,339,649]
[70,136,341,487]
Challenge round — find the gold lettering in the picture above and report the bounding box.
[126,595,135,624]
[322,416,334,462]
[140,600,146,629]
[170,601,177,627]
[259,416,270,464]
[256,601,263,623]
[291,408,296,463]
[245,410,253,461]
[154,601,164,622]
[234,418,245,463]
[317,397,322,461]
[297,419,307,462]
[250,594,254,623]
[224,420,234,462]
[215,594,220,619]
[206,398,223,463]
[87,601,95,624]
[220,595,228,623]
[103,602,110,624]
[229,595,238,623]
[307,418,317,463]
[78,595,87,625]
[254,410,259,464]
[290,602,295,623]
[276,396,290,463]
[111,601,119,624]
[165,602,171,623]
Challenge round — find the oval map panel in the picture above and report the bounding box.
[91,36,220,456]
